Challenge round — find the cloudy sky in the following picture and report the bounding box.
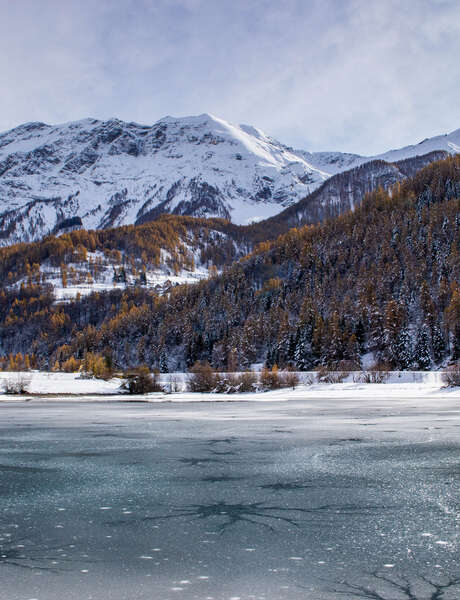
[1,0,459,154]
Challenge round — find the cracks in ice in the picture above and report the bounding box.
[331,570,460,600]
[107,500,393,535]
[200,475,245,483]
[0,533,76,572]
[205,437,238,446]
[179,457,227,467]
[260,481,320,491]
[141,501,305,534]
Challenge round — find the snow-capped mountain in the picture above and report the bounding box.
[296,150,364,175]
[301,128,460,173]
[373,128,460,163]
[0,114,330,245]
[0,114,458,246]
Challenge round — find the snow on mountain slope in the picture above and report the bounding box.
[28,250,212,302]
[2,216,250,302]
[373,127,460,163]
[0,114,330,245]
[299,128,460,174]
[0,115,458,246]
[296,150,365,175]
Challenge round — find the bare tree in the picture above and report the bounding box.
[1,373,32,394]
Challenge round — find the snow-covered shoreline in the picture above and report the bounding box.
[0,371,458,403]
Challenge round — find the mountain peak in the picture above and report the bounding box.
[0,113,331,244]
[155,112,222,126]
[0,114,458,246]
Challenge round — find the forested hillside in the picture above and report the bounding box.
[263,150,448,229]
[0,155,458,372]
[0,215,256,299]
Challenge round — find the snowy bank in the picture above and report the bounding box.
[0,371,458,402]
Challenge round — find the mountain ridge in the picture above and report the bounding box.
[0,113,330,244]
[0,114,459,246]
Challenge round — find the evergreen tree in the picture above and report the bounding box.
[238,321,257,368]
[159,348,169,373]
[369,302,384,356]
[383,300,404,367]
[325,311,343,366]
[445,288,460,360]
[265,344,276,369]
[211,342,226,369]
[414,323,432,370]
[227,347,238,372]
[273,311,291,367]
[431,323,446,364]
[311,315,325,364]
[354,319,366,353]
[394,327,413,370]
[452,324,460,362]
[294,324,314,370]
[344,333,361,366]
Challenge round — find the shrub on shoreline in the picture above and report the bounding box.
[442,364,460,387]
[188,363,301,393]
[187,361,218,392]
[165,373,182,393]
[315,366,347,384]
[120,366,162,394]
[279,369,300,389]
[213,371,259,393]
[260,365,281,390]
[1,373,32,394]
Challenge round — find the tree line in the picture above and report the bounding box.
[0,155,458,372]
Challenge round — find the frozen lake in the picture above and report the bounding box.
[0,396,459,599]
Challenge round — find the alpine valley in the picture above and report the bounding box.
[0,115,459,372]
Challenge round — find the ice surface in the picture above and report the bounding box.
[0,393,459,599]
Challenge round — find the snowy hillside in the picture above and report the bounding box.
[374,127,460,163]
[0,114,330,245]
[0,114,458,246]
[296,150,364,175]
[32,249,212,302]
[2,216,247,301]
[302,127,460,173]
